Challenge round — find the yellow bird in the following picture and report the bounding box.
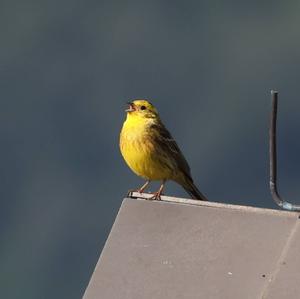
[119,99,207,201]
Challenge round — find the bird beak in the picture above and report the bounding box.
[126,102,136,112]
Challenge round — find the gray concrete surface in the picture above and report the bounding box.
[83,194,300,299]
[263,220,300,299]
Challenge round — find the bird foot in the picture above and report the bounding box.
[127,189,163,200]
[147,192,163,201]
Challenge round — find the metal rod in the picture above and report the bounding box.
[269,90,300,211]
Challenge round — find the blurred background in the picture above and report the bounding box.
[1,0,300,298]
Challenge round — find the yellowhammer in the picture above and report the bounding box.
[119,99,207,201]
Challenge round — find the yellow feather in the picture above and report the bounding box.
[120,113,172,180]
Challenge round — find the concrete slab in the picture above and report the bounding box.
[83,195,299,299]
[263,220,300,299]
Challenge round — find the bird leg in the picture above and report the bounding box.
[127,180,150,197]
[148,180,165,201]
[138,180,150,193]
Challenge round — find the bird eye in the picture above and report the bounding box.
[140,106,146,110]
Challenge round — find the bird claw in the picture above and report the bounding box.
[147,192,163,201]
[127,187,163,201]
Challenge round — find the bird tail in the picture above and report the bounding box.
[182,179,207,201]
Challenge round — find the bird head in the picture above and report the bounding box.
[126,99,159,119]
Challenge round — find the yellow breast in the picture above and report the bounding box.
[119,116,172,181]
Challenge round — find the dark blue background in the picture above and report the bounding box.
[1,1,300,298]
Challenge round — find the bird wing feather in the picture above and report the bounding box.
[149,123,193,181]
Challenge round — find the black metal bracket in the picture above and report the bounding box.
[269,90,300,211]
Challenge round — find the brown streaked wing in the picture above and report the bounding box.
[149,123,192,180]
